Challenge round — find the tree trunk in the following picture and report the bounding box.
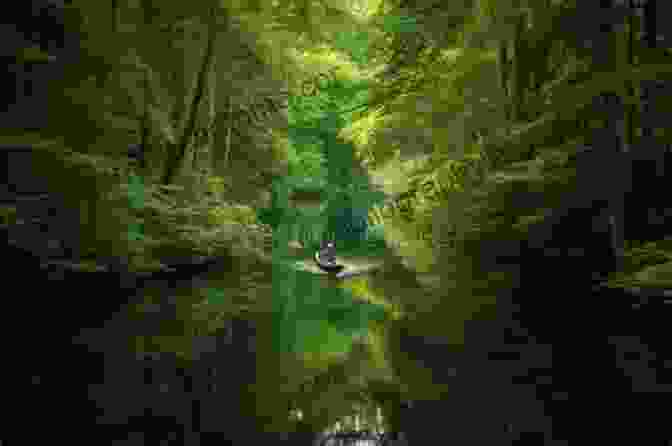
[161,1,219,185]
[640,0,665,174]
[204,48,217,175]
[508,14,525,124]
[224,95,234,169]
[112,0,120,34]
[625,0,636,151]
[593,0,629,269]
[139,70,150,172]
[497,40,509,113]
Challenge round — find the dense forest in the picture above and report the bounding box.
[2,0,672,445]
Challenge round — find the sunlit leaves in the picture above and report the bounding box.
[292,147,328,178]
[208,203,258,225]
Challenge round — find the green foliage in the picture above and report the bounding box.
[270,225,388,354]
[332,30,371,66]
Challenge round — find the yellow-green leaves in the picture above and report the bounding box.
[206,175,231,195]
[208,203,258,226]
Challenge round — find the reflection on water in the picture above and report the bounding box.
[271,257,388,355]
[270,219,435,355]
[318,432,408,446]
[321,438,379,446]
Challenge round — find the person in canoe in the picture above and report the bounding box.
[314,240,345,274]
